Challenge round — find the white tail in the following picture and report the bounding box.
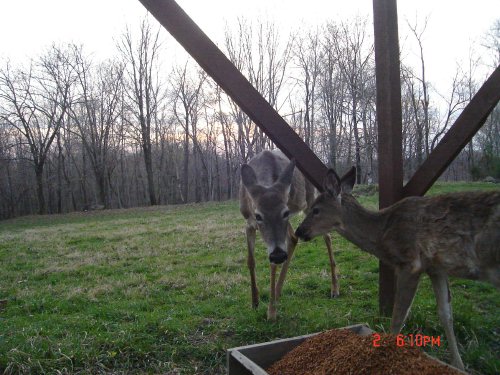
[239,150,339,320]
[296,167,500,370]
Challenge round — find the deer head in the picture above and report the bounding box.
[296,167,356,241]
[241,159,296,264]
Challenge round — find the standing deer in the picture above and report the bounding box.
[295,167,500,370]
[240,150,339,320]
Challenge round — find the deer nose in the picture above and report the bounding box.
[269,248,288,264]
[295,226,310,241]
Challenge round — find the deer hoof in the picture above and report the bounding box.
[267,308,277,321]
[252,291,259,309]
[451,357,465,371]
[331,290,340,298]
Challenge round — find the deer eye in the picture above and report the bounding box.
[312,207,319,215]
[255,213,263,222]
[282,210,290,219]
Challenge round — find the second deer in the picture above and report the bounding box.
[240,150,339,320]
[295,167,500,370]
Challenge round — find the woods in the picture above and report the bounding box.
[1,16,499,219]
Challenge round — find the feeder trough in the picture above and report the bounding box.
[226,324,467,375]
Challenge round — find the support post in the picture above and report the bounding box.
[373,0,403,316]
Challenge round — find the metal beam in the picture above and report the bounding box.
[373,0,403,316]
[138,0,328,190]
[403,65,500,198]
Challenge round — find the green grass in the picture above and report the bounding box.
[0,182,499,374]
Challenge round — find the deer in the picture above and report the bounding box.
[295,167,500,371]
[240,150,339,320]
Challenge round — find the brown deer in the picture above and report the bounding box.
[295,167,500,370]
[240,150,339,320]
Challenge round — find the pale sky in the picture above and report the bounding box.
[0,0,498,95]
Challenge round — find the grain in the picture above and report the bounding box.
[267,329,463,375]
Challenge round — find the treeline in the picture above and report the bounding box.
[0,17,499,219]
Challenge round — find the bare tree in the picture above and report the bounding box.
[215,85,237,199]
[68,46,124,208]
[475,19,500,179]
[170,62,208,202]
[481,19,500,68]
[407,17,431,162]
[0,46,75,214]
[224,18,294,158]
[0,122,28,217]
[319,26,344,169]
[294,28,322,148]
[327,18,373,183]
[118,18,163,206]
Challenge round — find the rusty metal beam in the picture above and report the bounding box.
[138,0,327,190]
[373,0,403,316]
[403,65,500,198]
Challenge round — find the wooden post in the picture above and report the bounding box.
[373,0,403,316]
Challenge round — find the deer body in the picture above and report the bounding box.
[296,167,500,370]
[332,192,500,284]
[240,150,339,320]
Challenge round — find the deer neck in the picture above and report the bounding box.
[337,195,386,257]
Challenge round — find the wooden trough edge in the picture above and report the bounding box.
[226,323,469,375]
[226,324,371,375]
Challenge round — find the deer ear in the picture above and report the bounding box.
[323,169,341,197]
[340,166,356,194]
[241,164,257,189]
[278,158,295,187]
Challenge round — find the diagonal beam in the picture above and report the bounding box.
[138,0,328,190]
[403,65,500,198]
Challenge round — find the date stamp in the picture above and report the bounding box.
[372,333,441,347]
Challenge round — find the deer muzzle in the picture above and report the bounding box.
[295,226,311,241]
[269,247,288,264]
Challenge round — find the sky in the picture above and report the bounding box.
[0,0,498,95]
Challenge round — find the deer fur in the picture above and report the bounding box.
[240,150,339,320]
[295,167,500,370]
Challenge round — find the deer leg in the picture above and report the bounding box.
[268,263,278,321]
[323,233,340,298]
[276,223,298,299]
[390,268,421,333]
[429,273,465,371]
[246,223,259,309]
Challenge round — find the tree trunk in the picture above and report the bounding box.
[35,165,46,215]
[95,168,108,208]
[143,141,157,205]
[352,95,362,183]
[56,132,63,213]
[82,149,89,210]
[182,130,189,203]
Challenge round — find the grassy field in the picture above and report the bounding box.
[0,182,499,374]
